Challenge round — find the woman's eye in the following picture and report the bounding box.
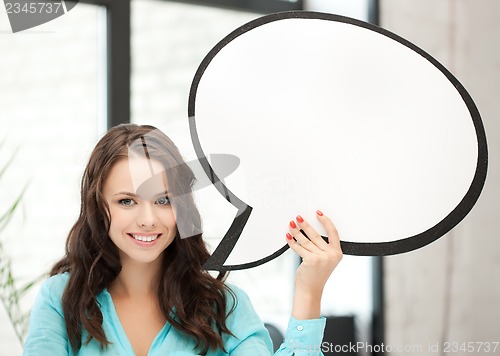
[156,196,170,206]
[118,198,135,206]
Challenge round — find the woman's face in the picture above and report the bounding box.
[103,155,177,265]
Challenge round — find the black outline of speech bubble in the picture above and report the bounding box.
[188,11,488,270]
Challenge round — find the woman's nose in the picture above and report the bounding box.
[136,204,157,228]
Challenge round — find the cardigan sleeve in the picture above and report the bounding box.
[23,273,71,355]
[224,285,326,356]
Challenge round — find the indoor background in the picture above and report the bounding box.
[0,0,498,355]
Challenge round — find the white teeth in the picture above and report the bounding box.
[132,234,158,242]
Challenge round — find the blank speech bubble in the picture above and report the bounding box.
[188,11,488,270]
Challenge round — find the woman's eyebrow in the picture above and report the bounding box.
[114,191,169,197]
[114,191,137,197]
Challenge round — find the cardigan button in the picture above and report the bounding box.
[297,325,303,331]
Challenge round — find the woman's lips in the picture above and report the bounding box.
[127,233,162,246]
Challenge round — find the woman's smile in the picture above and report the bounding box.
[127,233,162,247]
[129,233,160,242]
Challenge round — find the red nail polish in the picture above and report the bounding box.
[316,210,324,216]
[296,215,304,223]
[289,220,297,229]
[286,233,293,240]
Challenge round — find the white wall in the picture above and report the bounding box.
[305,0,370,20]
[381,0,500,354]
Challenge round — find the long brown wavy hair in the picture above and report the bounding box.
[51,124,235,354]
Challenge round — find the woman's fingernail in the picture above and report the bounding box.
[286,233,293,240]
[290,220,297,229]
[316,210,324,216]
[296,215,304,223]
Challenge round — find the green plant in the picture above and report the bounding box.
[0,139,37,343]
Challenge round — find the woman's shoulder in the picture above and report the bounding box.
[37,272,70,302]
[27,272,71,322]
[224,283,246,300]
[43,272,70,289]
[223,283,255,313]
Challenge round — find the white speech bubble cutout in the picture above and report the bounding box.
[189,11,488,270]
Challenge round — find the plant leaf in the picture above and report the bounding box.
[0,146,19,182]
[0,182,28,233]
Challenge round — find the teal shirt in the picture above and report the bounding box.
[24,273,326,355]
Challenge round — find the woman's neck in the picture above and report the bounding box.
[109,255,162,299]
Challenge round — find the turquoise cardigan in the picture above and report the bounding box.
[23,273,326,355]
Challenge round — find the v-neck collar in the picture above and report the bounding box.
[100,288,171,355]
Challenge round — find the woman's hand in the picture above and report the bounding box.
[286,210,343,320]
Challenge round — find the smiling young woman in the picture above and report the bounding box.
[104,156,177,265]
[23,124,343,355]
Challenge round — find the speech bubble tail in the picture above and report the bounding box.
[202,204,260,271]
[204,243,290,271]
